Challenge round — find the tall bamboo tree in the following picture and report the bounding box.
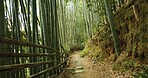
[104,0,120,56]
[0,0,7,77]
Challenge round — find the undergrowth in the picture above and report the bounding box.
[113,59,148,78]
[132,65,148,78]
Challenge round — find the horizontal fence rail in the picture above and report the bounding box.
[0,37,69,78]
[0,52,56,57]
[0,37,58,52]
[29,57,69,78]
[0,61,53,72]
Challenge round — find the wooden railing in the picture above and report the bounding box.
[0,37,69,78]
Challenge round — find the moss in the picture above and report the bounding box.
[80,48,90,57]
[80,41,92,57]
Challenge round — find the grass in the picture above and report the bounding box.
[132,65,148,78]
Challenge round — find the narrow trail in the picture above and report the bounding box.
[58,51,132,78]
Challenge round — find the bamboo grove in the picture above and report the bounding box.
[0,0,126,78]
[0,0,65,78]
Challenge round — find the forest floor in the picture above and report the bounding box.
[58,51,133,78]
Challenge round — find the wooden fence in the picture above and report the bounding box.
[0,37,69,78]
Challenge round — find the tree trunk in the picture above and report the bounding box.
[104,0,120,57]
[0,0,7,78]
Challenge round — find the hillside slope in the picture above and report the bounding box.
[81,0,148,77]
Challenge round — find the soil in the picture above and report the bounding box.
[58,51,133,78]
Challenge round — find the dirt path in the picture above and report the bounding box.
[58,51,132,78]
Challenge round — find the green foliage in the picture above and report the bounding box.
[91,51,105,62]
[80,50,88,57]
[112,63,121,71]
[80,46,90,57]
[69,43,84,52]
[132,66,148,78]
[64,0,88,49]
[113,59,148,78]
[123,60,135,70]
